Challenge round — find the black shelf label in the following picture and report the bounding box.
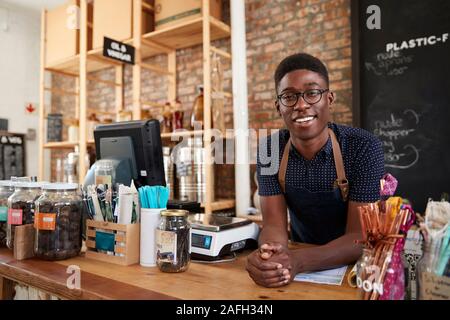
[103,37,135,65]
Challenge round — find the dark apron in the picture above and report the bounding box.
[278,128,349,245]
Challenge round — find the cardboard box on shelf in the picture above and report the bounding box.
[45,0,80,66]
[93,0,132,49]
[154,0,221,31]
[93,0,155,49]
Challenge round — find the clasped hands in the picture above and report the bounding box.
[246,242,296,288]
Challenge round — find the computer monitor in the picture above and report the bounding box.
[87,119,165,188]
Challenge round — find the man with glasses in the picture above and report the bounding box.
[246,53,385,287]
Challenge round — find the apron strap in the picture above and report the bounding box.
[277,128,349,201]
[278,137,291,194]
[328,128,349,202]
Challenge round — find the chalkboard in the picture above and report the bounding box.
[0,132,26,180]
[352,0,450,213]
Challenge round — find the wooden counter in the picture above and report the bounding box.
[0,247,357,300]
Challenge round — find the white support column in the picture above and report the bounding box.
[202,0,213,215]
[231,0,250,216]
[133,0,142,120]
[38,10,46,181]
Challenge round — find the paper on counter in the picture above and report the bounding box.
[294,265,348,286]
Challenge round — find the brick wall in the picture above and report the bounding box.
[246,0,353,200]
[51,0,353,204]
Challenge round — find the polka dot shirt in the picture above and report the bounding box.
[257,123,385,202]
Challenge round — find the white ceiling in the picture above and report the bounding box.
[0,0,67,12]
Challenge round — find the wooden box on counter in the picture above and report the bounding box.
[13,224,35,260]
[85,220,140,266]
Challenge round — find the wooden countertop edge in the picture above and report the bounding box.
[0,250,177,300]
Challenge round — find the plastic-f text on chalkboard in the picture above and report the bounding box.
[386,33,449,52]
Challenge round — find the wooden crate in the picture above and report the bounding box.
[85,220,140,266]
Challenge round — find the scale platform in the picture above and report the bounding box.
[188,214,253,232]
[188,214,259,260]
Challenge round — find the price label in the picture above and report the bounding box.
[35,212,56,230]
[8,209,23,225]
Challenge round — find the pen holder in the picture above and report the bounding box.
[85,220,140,266]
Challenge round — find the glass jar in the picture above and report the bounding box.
[356,248,375,300]
[416,238,441,300]
[34,183,82,260]
[0,180,15,247]
[94,159,115,188]
[156,209,190,273]
[190,87,204,130]
[7,182,44,249]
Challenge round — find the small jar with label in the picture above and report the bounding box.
[7,182,44,249]
[0,180,15,247]
[34,183,82,260]
[156,209,190,273]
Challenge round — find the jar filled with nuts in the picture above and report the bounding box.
[34,183,82,261]
[7,182,44,249]
[0,180,15,247]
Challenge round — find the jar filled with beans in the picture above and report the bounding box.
[34,183,82,260]
[7,182,44,249]
[0,180,15,247]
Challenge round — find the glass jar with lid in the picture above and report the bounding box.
[156,209,190,273]
[0,180,15,247]
[416,238,441,300]
[34,183,82,260]
[355,248,375,299]
[94,159,115,188]
[7,181,44,249]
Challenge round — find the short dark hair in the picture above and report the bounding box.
[274,53,329,92]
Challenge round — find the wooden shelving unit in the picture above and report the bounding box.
[38,0,235,214]
[39,0,127,184]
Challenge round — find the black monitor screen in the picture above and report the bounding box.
[93,119,165,187]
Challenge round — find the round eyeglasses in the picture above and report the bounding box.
[277,89,329,107]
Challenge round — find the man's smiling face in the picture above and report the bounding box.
[276,69,334,141]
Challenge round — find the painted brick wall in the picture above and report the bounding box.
[51,0,353,205]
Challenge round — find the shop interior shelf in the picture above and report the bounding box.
[43,141,78,149]
[44,42,132,75]
[136,16,231,59]
[160,130,234,140]
[44,16,230,75]
[201,199,235,211]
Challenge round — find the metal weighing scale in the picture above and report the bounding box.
[188,214,260,261]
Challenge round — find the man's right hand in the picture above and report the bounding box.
[245,244,291,288]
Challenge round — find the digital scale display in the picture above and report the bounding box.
[191,233,212,250]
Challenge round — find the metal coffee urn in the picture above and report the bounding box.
[175,137,214,203]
